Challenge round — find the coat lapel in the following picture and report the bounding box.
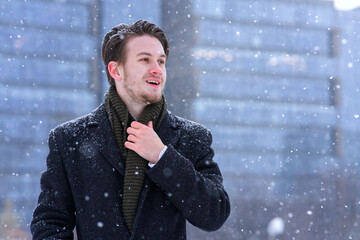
[156,111,180,146]
[87,104,125,176]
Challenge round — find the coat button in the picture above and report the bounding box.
[118,190,123,198]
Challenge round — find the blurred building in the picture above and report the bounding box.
[0,0,359,239]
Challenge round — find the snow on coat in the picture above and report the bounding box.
[31,104,230,240]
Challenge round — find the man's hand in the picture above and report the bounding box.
[125,121,165,164]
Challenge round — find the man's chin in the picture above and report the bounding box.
[145,95,163,105]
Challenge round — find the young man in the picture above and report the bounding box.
[31,20,230,239]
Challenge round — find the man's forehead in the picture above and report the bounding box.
[127,35,165,56]
[136,51,166,58]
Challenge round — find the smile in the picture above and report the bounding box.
[145,79,160,86]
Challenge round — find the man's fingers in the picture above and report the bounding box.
[127,134,136,142]
[124,141,136,151]
[125,121,164,163]
[131,121,146,129]
[128,121,153,136]
[127,127,136,135]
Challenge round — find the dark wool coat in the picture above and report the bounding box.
[31,104,230,240]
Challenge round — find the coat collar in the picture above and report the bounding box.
[85,104,180,176]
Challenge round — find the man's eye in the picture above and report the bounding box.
[158,60,165,64]
[140,58,149,62]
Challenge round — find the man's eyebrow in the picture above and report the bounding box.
[136,52,166,58]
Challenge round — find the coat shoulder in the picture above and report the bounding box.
[169,112,210,133]
[51,104,106,139]
[168,112,212,145]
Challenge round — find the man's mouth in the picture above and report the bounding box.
[146,79,160,86]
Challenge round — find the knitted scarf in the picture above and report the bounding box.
[104,86,167,233]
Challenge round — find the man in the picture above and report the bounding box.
[31,20,230,239]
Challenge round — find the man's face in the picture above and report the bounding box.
[116,35,167,105]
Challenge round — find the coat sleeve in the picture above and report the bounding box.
[146,127,230,231]
[31,129,76,239]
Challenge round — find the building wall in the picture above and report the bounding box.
[0,0,359,239]
[335,9,360,238]
[187,0,356,239]
[0,0,99,234]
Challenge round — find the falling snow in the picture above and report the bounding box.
[1,1,360,240]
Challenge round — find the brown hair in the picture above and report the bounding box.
[101,20,170,86]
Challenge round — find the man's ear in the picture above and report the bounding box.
[108,61,122,81]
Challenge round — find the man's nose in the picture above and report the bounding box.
[149,63,163,75]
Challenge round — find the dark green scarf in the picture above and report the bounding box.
[104,86,167,233]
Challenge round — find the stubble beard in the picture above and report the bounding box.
[123,72,164,105]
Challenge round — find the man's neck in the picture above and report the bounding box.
[126,103,145,120]
[114,86,145,120]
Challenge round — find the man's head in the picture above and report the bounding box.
[102,20,170,86]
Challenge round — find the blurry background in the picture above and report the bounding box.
[1,0,360,239]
